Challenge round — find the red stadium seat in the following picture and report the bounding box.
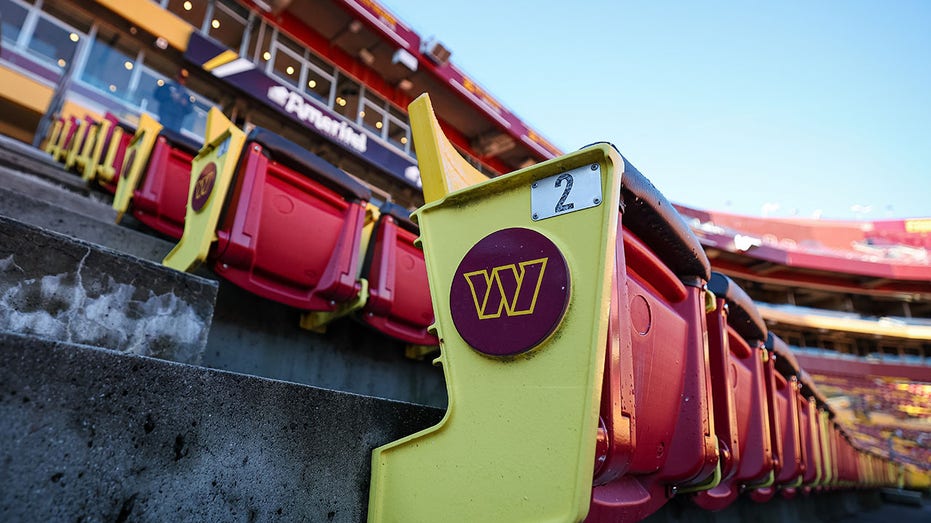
[693,272,773,510]
[130,128,202,239]
[769,334,805,488]
[358,202,437,346]
[799,371,826,489]
[212,128,371,311]
[588,160,717,522]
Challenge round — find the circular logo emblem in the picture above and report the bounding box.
[191,162,217,212]
[450,227,570,357]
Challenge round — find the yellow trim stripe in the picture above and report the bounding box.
[93,0,193,51]
[202,50,239,72]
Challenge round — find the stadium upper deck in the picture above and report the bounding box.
[0,0,562,208]
[676,204,930,470]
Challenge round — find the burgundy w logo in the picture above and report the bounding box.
[462,258,548,319]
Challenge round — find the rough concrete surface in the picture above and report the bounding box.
[204,280,449,408]
[0,165,116,222]
[0,134,92,196]
[0,183,175,263]
[0,216,216,364]
[0,331,444,522]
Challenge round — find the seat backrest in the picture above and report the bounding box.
[131,132,200,239]
[371,94,624,523]
[359,201,436,345]
[112,113,164,221]
[186,125,369,311]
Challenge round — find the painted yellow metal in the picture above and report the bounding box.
[44,119,63,156]
[163,107,245,272]
[51,117,76,162]
[97,125,126,183]
[64,118,90,170]
[83,118,112,182]
[112,113,163,222]
[299,279,369,333]
[73,119,100,174]
[409,95,490,204]
[368,94,623,522]
[202,50,240,72]
[93,0,194,51]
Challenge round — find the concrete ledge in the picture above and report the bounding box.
[881,488,924,507]
[0,134,90,196]
[0,182,175,263]
[0,215,216,364]
[0,164,116,222]
[0,331,444,522]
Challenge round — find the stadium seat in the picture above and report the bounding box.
[43,116,64,156]
[130,127,202,239]
[212,127,370,310]
[112,113,164,222]
[67,115,98,172]
[84,113,129,192]
[370,94,624,522]
[64,115,97,171]
[50,115,79,162]
[692,272,772,510]
[798,371,826,489]
[164,116,371,313]
[588,161,718,522]
[358,202,437,346]
[768,334,805,488]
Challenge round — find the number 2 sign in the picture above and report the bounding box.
[530,163,603,221]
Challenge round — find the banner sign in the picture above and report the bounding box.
[184,33,421,189]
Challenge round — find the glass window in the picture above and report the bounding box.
[303,51,334,102]
[80,28,141,102]
[0,0,30,46]
[133,67,166,109]
[249,21,272,64]
[208,0,249,51]
[387,105,410,151]
[333,74,360,121]
[26,16,79,69]
[304,65,332,103]
[271,44,301,89]
[386,116,409,151]
[360,100,385,135]
[166,0,207,28]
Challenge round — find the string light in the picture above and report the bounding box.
[262,51,271,61]
[308,79,316,88]
[183,1,193,11]
[124,61,134,70]
[211,19,220,29]
[69,33,79,42]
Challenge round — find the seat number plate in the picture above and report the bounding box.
[530,163,602,221]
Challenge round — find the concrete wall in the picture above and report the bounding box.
[0,331,443,522]
[203,280,448,408]
[0,216,216,364]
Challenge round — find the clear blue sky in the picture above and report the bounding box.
[385,0,930,220]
